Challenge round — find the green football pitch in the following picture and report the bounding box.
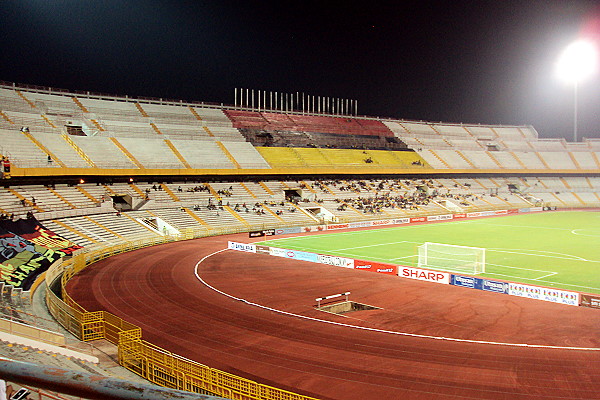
[258,211,600,294]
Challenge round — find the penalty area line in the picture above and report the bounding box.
[194,249,600,352]
[532,272,558,280]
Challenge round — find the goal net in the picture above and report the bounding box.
[417,242,486,275]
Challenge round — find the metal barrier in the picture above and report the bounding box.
[46,225,319,400]
[45,208,536,399]
[0,357,226,400]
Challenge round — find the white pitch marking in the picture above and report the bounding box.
[488,248,591,262]
[571,229,600,238]
[533,272,558,280]
[333,241,411,251]
[390,255,416,261]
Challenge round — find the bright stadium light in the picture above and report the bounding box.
[556,39,598,142]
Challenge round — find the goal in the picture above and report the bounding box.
[417,242,486,275]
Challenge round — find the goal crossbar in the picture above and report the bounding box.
[417,242,486,275]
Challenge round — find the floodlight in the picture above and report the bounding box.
[555,39,598,142]
[556,39,598,83]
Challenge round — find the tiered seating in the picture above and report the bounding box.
[293,148,332,166]
[89,212,156,239]
[220,142,270,168]
[227,110,403,150]
[537,151,576,169]
[69,136,137,168]
[531,139,565,151]
[116,138,184,169]
[433,149,473,169]
[418,150,450,169]
[494,127,526,141]
[486,151,523,169]
[461,151,501,169]
[0,176,597,249]
[168,140,235,169]
[30,132,90,168]
[2,83,599,177]
[42,218,106,246]
[513,152,545,169]
[571,152,598,169]
[255,147,306,167]
[0,129,54,168]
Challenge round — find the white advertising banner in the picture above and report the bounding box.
[508,283,579,306]
[228,241,256,253]
[398,266,450,284]
[317,254,354,269]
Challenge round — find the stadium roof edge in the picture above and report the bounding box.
[0,80,535,130]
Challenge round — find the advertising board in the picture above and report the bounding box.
[427,214,453,221]
[302,225,326,232]
[255,245,271,255]
[274,227,302,235]
[371,219,393,226]
[272,248,319,262]
[354,260,398,275]
[327,223,350,230]
[349,221,372,228]
[509,283,579,306]
[399,266,450,284]
[410,217,426,223]
[580,294,600,309]
[393,218,410,224]
[451,275,509,293]
[227,241,256,253]
[317,254,354,268]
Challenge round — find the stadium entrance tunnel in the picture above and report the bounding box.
[316,301,380,315]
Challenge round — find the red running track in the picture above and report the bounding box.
[66,233,600,400]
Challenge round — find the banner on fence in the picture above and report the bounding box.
[509,283,579,306]
[269,247,319,262]
[228,241,256,253]
[274,227,302,235]
[399,266,450,284]
[580,294,600,309]
[451,275,509,293]
[317,254,354,268]
[354,260,398,275]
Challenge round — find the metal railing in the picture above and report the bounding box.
[45,225,319,400]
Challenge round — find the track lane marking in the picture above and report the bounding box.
[195,249,600,352]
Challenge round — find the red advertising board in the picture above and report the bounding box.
[453,213,466,219]
[354,260,398,275]
[410,217,426,223]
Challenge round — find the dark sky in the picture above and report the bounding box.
[1,0,599,141]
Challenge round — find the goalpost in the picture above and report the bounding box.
[417,242,486,275]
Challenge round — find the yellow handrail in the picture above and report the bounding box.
[46,225,319,400]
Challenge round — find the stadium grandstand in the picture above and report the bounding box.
[1,81,600,400]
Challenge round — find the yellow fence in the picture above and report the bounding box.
[45,225,319,400]
[0,317,66,347]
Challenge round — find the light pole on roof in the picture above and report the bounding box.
[556,39,598,142]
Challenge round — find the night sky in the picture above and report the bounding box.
[1,0,599,141]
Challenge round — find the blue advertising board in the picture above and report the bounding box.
[451,275,509,294]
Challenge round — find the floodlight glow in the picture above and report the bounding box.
[556,39,598,83]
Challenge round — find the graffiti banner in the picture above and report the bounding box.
[0,218,82,290]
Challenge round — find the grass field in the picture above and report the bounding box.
[258,211,600,294]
